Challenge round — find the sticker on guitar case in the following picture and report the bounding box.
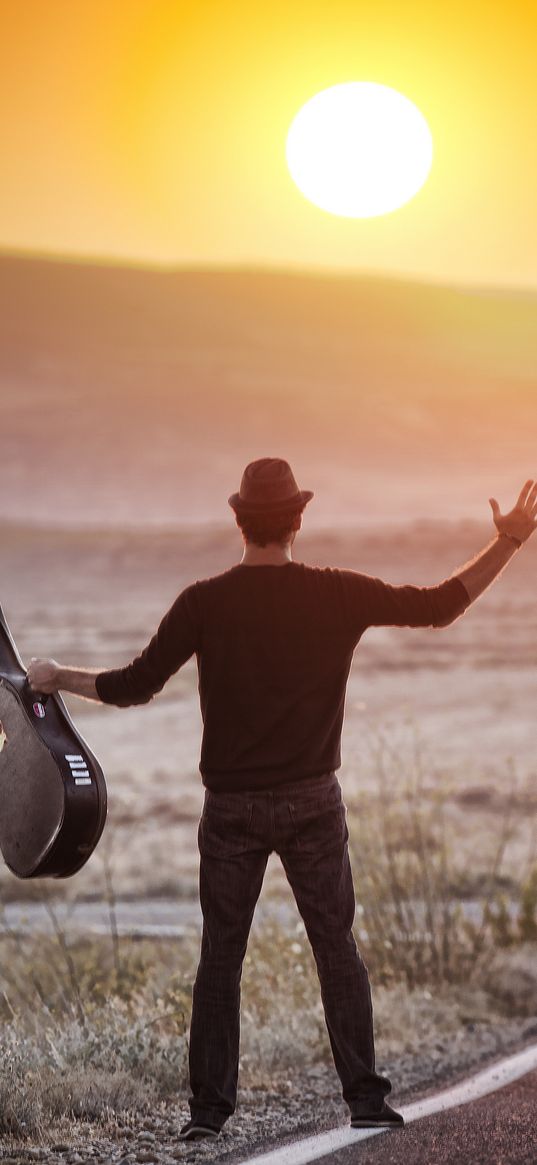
[33,702,46,718]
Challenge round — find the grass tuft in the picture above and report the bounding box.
[346,728,537,988]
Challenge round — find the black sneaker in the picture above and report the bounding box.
[350,1100,404,1128]
[179,1119,221,1140]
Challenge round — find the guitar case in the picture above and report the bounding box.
[0,603,107,878]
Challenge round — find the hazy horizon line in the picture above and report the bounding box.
[0,515,492,538]
[1,243,536,299]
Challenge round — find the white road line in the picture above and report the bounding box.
[238,1044,537,1165]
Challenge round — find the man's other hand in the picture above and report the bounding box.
[27,657,61,694]
[489,480,537,544]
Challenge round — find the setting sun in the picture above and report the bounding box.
[286,81,434,218]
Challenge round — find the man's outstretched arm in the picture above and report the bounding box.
[452,479,537,604]
[26,584,200,703]
[347,480,537,631]
[26,662,101,701]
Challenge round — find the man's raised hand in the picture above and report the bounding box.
[489,480,537,545]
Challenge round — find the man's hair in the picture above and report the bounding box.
[236,507,303,548]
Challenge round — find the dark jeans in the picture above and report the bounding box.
[188,771,391,1127]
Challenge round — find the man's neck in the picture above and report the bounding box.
[240,542,294,566]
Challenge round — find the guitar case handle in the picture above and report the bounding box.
[23,677,50,707]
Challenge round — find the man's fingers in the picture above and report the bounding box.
[486,496,500,519]
[525,482,537,510]
[516,479,534,508]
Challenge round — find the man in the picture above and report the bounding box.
[28,460,537,1141]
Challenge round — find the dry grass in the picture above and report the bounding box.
[0,917,535,1143]
[0,731,536,1142]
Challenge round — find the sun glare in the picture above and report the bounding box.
[286,82,433,218]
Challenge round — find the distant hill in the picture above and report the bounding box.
[0,251,536,527]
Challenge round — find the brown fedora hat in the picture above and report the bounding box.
[228,458,314,514]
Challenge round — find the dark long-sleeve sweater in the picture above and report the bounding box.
[95,563,470,792]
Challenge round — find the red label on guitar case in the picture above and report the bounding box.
[33,702,46,718]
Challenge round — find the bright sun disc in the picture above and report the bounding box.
[286,82,433,218]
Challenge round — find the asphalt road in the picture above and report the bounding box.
[319,1069,537,1165]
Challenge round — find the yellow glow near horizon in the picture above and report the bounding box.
[286,83,433,217]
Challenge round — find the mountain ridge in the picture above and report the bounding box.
[1,252,535,527]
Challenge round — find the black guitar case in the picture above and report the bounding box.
[0,603,107,878]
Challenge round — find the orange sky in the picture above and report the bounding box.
[1,0,536,287]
